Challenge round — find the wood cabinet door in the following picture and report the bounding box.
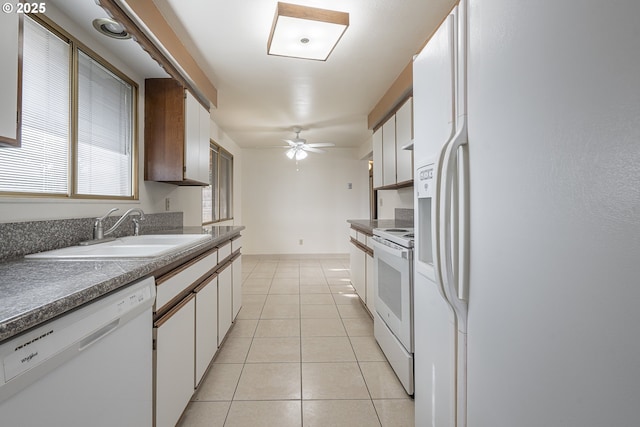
[154,295,195,427]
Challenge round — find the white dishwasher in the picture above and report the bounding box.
[0,276,155,427]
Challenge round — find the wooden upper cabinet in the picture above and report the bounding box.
[395,97,413,184]
[145,78,210,185]
[0,13,21,147]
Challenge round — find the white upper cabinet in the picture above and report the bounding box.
[382,116,397,187]
[184,90,210,184]
[372,97,414,189]
[0,13,20,146]
[395,97,413,183]
[372,127,383,188]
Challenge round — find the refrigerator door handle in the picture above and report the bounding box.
[439,117,469,332]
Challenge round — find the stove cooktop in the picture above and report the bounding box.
[373,227,415,248]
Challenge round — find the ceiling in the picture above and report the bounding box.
[49,0,456,150]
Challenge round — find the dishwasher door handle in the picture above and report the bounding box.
[79,319,120,351]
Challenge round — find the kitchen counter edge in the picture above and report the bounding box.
[347,219,414,235]
[0,226,244,343]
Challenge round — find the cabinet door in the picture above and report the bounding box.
[155,295,195,427]
[232,254,242,320]
[365,252,375,313]
[199,105,211,184]
[382,117,397,186]
[372,127,383,189]
[395,97,413,183]
[184,91,204,183]
[349,241,366,302]
[195,275,218,386]
[217,263,233,346]
[0,13,19,146]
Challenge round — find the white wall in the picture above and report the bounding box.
[377,187,414,219]
[242,148,369,255]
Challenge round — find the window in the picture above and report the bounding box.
[202,141,233,224]
[0,15,137,199]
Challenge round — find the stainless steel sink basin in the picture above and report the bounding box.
[26,234,210,259]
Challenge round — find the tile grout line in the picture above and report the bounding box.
[224,258,274,426]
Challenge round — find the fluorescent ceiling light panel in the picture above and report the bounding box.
[268,2,349,61]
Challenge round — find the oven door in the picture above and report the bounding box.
[373,237,413,352]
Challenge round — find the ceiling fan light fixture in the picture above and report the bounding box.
[295,149,308,160]
[267,2,349,61]
[286,148,296,159]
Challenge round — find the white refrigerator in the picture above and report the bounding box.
[413,0,640,426]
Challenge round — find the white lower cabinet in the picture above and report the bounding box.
[349,238,367,302]
[194,274,218,386]
[365,252,375,313]
[232,253,242,320]
[217,262,233,346]
[154,294,195,427]
[349,227,375,314]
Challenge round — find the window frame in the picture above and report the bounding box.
[202,140,233,225]
[0,13,139,200]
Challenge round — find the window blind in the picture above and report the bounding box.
[76,50,133,197]
[220,150,232,219]
[0,16,70,194]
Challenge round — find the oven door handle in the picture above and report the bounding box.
[372,238,410,259]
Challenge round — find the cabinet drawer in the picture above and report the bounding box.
[231,235,242,252]
[349,228,357,240]
[156,249,218,311]
[357,231,368,245]
[218,241,232,261]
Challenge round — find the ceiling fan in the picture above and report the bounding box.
[281,127,335,160]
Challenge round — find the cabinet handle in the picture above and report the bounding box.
[154,293,195,328]
[156,247,217,285]
[194,273,218,293]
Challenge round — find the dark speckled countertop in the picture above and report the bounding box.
[0,225,244,343]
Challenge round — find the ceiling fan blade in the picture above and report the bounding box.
[306,142,335,148]
[304,147,326,154]
[283,139,297,146]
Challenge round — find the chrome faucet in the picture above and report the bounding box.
[92,207,145,241]
[93,207,119,240]
[104,208,146,238]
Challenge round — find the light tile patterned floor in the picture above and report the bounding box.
[177,255,414,427]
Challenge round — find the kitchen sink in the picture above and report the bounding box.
[25,234,210,259]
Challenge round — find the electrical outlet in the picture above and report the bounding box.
[299,239,303,245]
[165,198,171,211]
